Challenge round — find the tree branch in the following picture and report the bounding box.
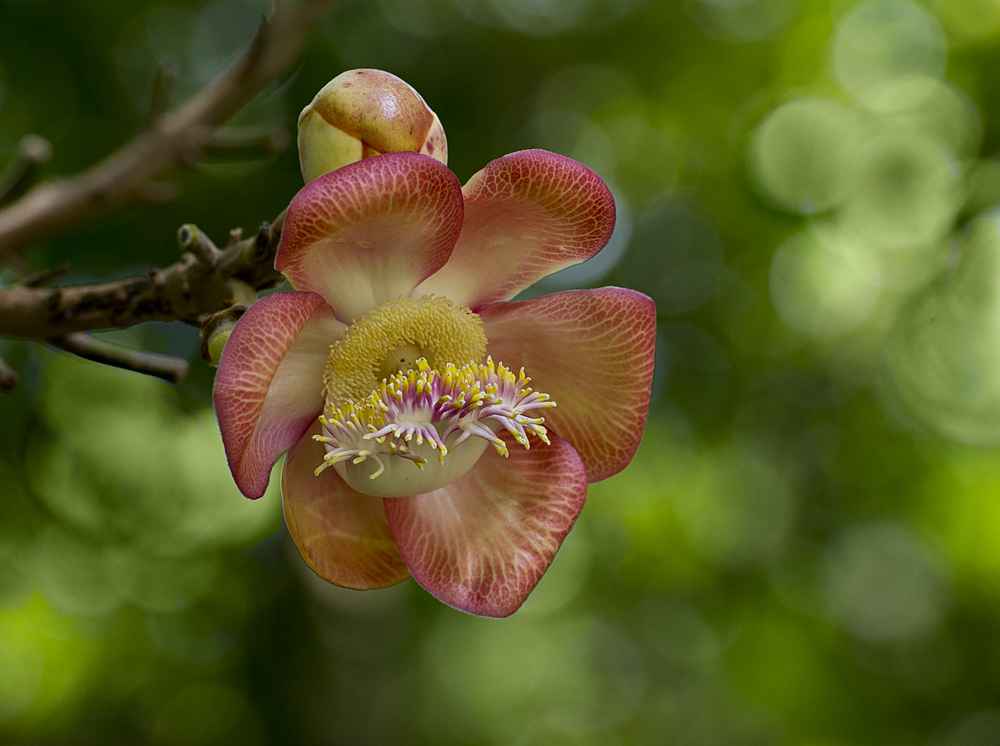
[0,355,19,390]
[0,214,286,339]
[20,262,70,288]
[0,135,53,207]
[0,0,338,257]
[148,59,179,125]
[47,333,189,385]
[205,125,292,160]
[0,0,340,386]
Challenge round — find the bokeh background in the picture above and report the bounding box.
[2,0,1000,743]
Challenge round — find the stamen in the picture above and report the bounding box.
[315,357,556,489]
[312,402,385,476]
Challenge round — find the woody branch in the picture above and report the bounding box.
[0,0,340,383]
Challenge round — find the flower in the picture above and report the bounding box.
[214,126,655,619]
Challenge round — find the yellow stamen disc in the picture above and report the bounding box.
[324,295,487,406]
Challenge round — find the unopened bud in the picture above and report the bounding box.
[297,69,447,183]
[200,305,248,367]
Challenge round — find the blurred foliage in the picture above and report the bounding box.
[5,0,1000,743]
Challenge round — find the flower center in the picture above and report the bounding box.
[316,295,555,497]
[324,295,487,406]
[315,358,556,497]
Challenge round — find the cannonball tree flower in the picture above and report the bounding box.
[214,149,656,617]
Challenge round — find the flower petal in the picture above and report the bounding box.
[283,425,410,589]
[415,150,615,308]
[384,433,587,617]
[275,152,464,321]
[480,288,656,482]
[214,291,345,499]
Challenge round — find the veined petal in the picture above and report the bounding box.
[384,433,587,617]
[480,288,656,482]
[214,291,345,499]
[276,152,464,322]
[283,425,410,589]
[415,150,615,309]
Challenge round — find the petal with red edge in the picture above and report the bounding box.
[384,433,587,617]
[283,425,410,589]
[416,150,615,309]
[276,152,464,322]
[214,291,345,499]
[480,288,656,483]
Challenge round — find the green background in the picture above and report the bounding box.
[3,0,1000,743]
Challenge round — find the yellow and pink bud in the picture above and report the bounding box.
[297,69,447,183]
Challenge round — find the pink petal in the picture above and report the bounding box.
[384,433,587,617]
[283,426,410,589]
[214,291,345,499]
[275,152,464,321]
[480,288,656,482]
[415,150,616,309]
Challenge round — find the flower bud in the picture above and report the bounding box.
[200,305,248,367]
[297,69,448,183]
